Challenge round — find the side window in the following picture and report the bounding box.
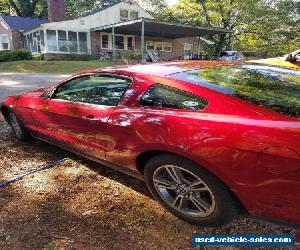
[53,75,131,106]
[140,84,208,111]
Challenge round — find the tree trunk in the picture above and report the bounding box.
[215,33,227,54]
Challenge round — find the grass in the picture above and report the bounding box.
[249,57,300,70]
[0,60,121,74]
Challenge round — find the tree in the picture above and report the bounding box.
[65,0,115,19]
[0,0,11,15]
[159,0,255,53]
[1,0,47,17]
[235,0,300,56]
[159,0,300,56]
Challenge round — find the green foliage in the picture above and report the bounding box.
[0,49,32,62]
[31,53,44,60]
[121,51,142,60]
[235,0,300,56]
[0,0,10,15]
[43,243,60,250]
[4,0,48,18]
[65,0,116,19]
[159,0,300,56]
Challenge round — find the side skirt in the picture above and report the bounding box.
[32,135,145,181]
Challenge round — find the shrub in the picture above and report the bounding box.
[121,51,142,60]
[32,53,44,60]
[0,49,32,62]
[44,53,92,61]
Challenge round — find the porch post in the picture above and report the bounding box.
[112,27,116,60]
[141,18,145,62]
[43,28,47,53]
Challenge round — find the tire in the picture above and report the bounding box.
[7,111,31,141]
[144,154,241,226]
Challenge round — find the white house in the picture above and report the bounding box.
[3,0,233,61]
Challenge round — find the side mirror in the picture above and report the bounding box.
[48,87,57,99]
[41,87,56,99]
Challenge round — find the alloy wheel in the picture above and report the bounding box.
[153,165,216,217]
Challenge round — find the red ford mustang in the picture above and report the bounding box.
[1,61,300,226]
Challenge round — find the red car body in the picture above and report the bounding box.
[1,61,300,226]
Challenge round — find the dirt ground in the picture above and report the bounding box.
[0,114,299,250]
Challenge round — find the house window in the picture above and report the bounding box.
[146,41,154,50]
[44,29,89,54]
[184,43,193,59]
[79,32,88,53]
[115,35,124,50]
[68,31,78,52]
[146,41,173,52]
[127,36,134,50]
[101,34,109,49]
[46,30,57,51]
[0,34,9,50]
[2,43,8,50]
[130,10,138,20]
[101,33,134,51]
[155,42,164,51]
[120,9,129,21]
[58,30,68,52]
[163,43,172,52]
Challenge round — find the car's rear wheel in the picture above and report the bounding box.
[7,111,31,141]
[144,154,240,226]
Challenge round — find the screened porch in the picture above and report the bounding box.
[23,28,91,55]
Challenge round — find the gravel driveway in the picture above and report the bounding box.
[0,72,70,102]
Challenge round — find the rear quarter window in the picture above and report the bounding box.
[171,65,300,118]
[140,84,208,111]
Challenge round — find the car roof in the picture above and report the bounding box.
[220,51,238,53]
[100,60,241,77]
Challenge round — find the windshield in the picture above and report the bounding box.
[219,51,236,57]
[170,65,300,118]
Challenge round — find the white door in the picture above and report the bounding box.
[184,43,193,60]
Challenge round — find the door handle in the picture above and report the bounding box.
[83,115,95,120]
[83,115,104,122]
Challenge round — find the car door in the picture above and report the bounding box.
[31,73,132,159]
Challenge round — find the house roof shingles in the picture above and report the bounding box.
[1,15,48,31]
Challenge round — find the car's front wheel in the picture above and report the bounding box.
[7,111,31,141]
[144,154,241,226]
